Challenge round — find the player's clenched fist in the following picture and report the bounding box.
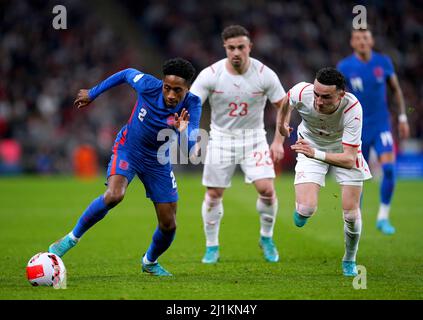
[74,89,92,109]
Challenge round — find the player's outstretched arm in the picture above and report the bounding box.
[74,89,92,109]
[88,68,143,101]
[291,139,357,169]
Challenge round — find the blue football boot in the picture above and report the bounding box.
[141,256,172,276]
[376,219,395,235]
[201,245,219,264]
[342,260,358,277]
[48,234,78,258]
[259,236,279,262]
[293,211,309,227]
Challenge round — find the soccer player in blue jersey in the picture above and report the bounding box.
[337,29,410,235]
[48,58,201,276]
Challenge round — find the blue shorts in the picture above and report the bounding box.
[106,142,178,203]
[361,122,394,162]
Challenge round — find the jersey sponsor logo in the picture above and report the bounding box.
[350,77,363,92]
[133,74,144,83]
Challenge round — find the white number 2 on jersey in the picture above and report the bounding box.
[170,171,177,189]
[138,108,147,122]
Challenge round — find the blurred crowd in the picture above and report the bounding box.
[132,0,422,148]
[0,0,422,174]
[0,0,139,174]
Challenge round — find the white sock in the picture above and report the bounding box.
[202,195,224,247]
[343,209,362,262]
[68,232,79,242]
[377,203,390,221]
[256,195,278,238]
[143,255,156,265]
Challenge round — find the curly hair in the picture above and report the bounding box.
[162,58,196,84]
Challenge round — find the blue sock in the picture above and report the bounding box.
[72,195,112,238]
[146,227,176,263]
[380,163,396,205]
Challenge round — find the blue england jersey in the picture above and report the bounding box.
[337,52,396,160]
[88,68,202,202]
[337,51,395,128]
[89,68,201,161]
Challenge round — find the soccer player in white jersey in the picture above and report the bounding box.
[190,25,286,264]
[277,67,372,276]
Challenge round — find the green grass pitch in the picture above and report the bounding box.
[0,173,422,300]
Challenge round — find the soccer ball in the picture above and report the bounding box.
[26,252,67,288]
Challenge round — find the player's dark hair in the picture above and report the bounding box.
[221,25,250,42]
[162,58,196,85]
[316,67,346,91]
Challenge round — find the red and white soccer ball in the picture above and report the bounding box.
[26,252,67,288]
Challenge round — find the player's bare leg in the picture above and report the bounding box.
[377,152,396,235]
[48,175,128,257]
[142,202,177,276]
[254,178,279,262]
[294,183,320,227]
[201,187,225,263]
[341,185,362,276]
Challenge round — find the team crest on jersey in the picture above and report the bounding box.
[119,160,129,170]
[167,116,175,126]
[373,66,384,82]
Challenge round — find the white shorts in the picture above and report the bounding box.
[294,152,372,187]
[202,132,275,188]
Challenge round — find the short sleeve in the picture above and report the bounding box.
[190,67,214,105]
[125,70,161,93]
[262,66,286,103]
[383,55,395,79]
[288,82,312,108]
[342,102,363,148]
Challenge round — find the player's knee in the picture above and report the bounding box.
[205,192,223,208]
[296,202,317,218]
[343,208,361,222]
[159,220,177,233]
[258,190,276,206]
[104,189,125,207]
[206,188,224,200]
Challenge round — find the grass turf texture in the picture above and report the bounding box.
[0,174,422,300]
